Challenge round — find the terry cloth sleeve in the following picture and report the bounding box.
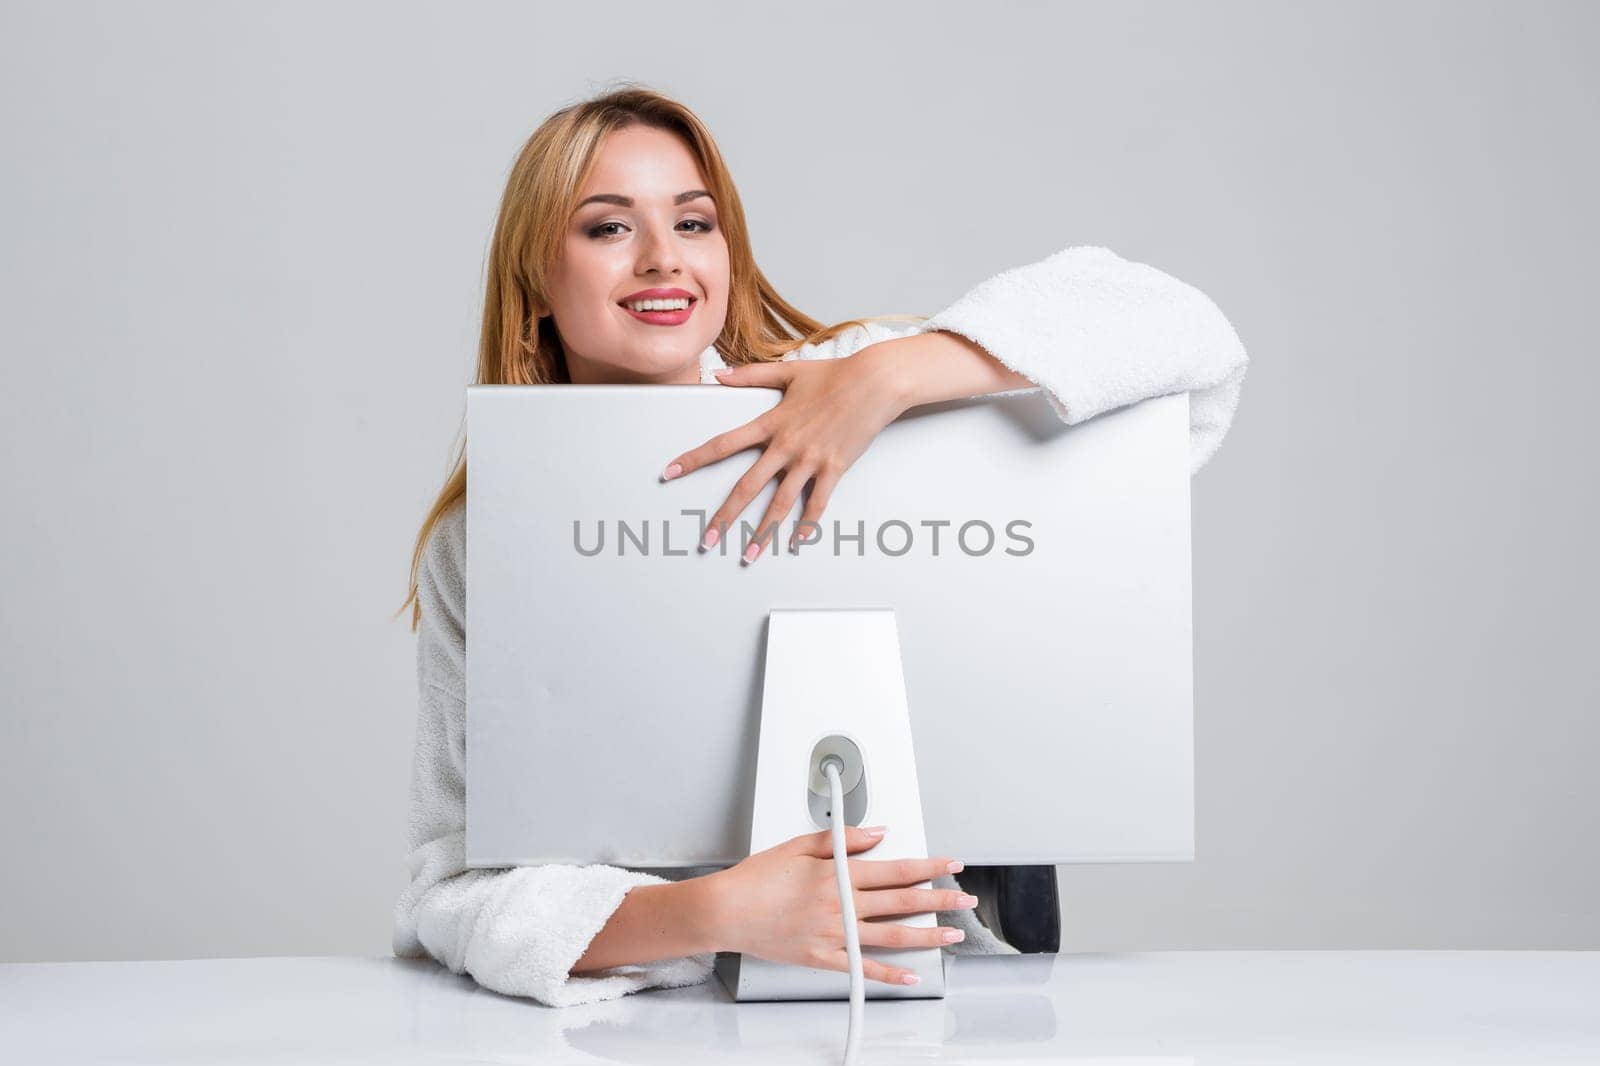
[390,503,716,1007]
[915,244,1249,474]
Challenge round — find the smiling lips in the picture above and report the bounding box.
[619,288,698,327]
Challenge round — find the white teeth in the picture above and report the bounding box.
[625,297,691,312]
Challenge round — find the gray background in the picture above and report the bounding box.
[1,0,1594,963]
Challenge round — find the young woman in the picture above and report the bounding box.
[393,86,1248,1008]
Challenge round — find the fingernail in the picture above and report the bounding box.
[662,462,682,481]
[743,542,761,564]
[900,973,920,985]
[863,825,886,838]
[715,368,731,378]
[942,928,965,944]
[947,860,964,874]
[701,526,719,551]
[958,894,979,908]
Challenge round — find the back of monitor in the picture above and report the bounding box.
[464,386,1193,869]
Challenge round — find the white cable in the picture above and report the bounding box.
[823,759,864,1066]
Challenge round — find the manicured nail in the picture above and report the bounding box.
[900,973,920,985]
[863,825,886,838]
[942,928,965,944]
[701,526,719,551]
[662,462,682,481]
[743,542,761,564]
[958,894,979,908]
[947,860,964,874]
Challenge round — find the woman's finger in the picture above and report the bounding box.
[743,467,811,564]
[847,857,961,890]
[704,447,788,553]
[662,413,772,482]
[714,361,795,389]
[789,825,886,859]
[853,886,977,920]
[788,466,841,552]
[855,919,964,951]
[853,955,921,987]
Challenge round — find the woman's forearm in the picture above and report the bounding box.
[569,875,722,975]
[872,329,1034,412]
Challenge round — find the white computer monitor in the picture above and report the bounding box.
[463,384,1194,874]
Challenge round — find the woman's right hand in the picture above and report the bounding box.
[700,825,977,986]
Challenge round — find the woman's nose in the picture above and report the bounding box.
[635,219,684,276]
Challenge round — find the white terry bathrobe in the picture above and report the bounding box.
[392,244,1250,1007]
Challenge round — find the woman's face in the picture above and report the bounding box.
[543,124,731,385]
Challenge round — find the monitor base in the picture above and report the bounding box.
[714,950,947,1002]
[723,607,947,1002]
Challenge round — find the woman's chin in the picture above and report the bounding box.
[566,333,715,384]
[604,350,706,384]
[631,341,714,377]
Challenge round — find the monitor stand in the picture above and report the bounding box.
[715,607,948,1001]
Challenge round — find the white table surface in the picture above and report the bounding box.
[2,952,1595,1064]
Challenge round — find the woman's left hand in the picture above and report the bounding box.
[661,340,916,563]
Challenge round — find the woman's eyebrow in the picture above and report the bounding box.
[577,189,713,208]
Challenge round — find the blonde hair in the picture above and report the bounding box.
[396,83,918,629]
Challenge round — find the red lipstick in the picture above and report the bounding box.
[618,287,698,327]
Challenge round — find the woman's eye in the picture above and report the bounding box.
[586,218,713,239]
